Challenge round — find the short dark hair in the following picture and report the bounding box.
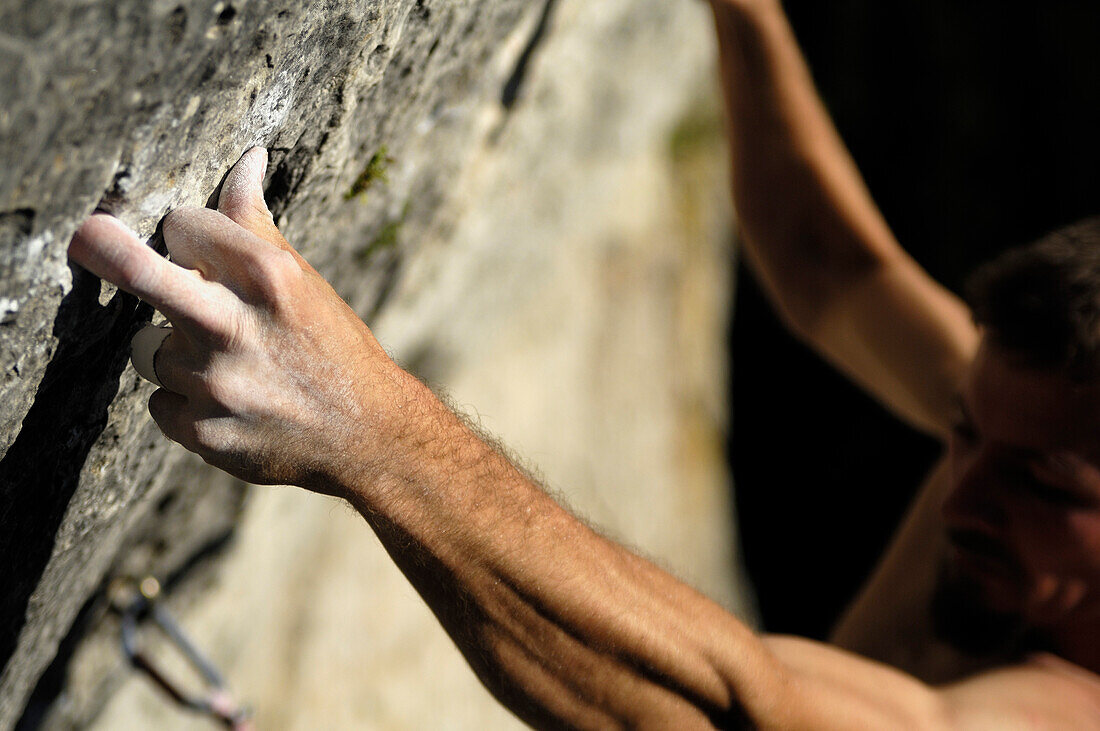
[966,216,1100,379]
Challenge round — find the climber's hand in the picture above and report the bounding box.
[68,148,412,492]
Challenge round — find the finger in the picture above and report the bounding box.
[69,214,207,326]
[144,323,222,400]
[163,205,295,289]
[131,323,173,389]
[217,147,286,247]
[148,387,192,447]
[149,390,236,462]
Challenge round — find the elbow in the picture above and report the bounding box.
[770,293,830,347]
[468,624,756,730]
[735,199,895,350]
[758,277,848,357]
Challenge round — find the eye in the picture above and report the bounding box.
[1021,477,1092,508]
[1025,459,1098,508]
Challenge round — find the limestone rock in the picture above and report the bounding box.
[0,0,750,727]
[0,1,539,726]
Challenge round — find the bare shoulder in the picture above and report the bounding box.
[763,636,1100,729]
[941,653,1100,729]
[763,634,950,728]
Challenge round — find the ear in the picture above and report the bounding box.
[217,148,281,241]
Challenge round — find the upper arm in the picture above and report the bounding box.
[750,637,1100,730]
[941,659,1100,729]
[753,635,951,730]
[787,251,979,438]
[708,0,979,435]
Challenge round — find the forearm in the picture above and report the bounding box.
[336,370,785,728]
[711,0,895,299]
[710,0,976,434]
[69,149,953,730]
[68,149,791,728]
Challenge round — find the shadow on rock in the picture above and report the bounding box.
[0,262,150,675]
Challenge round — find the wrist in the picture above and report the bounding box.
[324,364,465,506]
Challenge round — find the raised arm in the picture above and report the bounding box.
[710,0,978,436]
[67,148,960,729]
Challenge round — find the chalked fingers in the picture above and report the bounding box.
[69,213,217,332]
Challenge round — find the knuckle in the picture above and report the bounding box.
[193,305,236,342]
[190,419,222,452]
[160,208,185,236]
[199,310,248,350]
[187,287,249,347]
[249,248,303,307]
[201,373,242,411]
[147,389,172,424]
[148,390,192,446]
[246,197,273,223]
[176,420,202,451]
[161,206,205,238]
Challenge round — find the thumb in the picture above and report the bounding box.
[217,147,278,237]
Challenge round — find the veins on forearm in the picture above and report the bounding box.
[342,374,761,726]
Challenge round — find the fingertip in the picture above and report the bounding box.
[78,213,140,242]
[248,146,268,182]
[148,387,190,442]
[218,148,271,221]
[236,146,268,184]
[149,385,182,410]
[148,385,187,419]
[69,213,141,267]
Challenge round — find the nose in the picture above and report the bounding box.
[942,449,1009,532]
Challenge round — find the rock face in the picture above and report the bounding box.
[0,0,750,728]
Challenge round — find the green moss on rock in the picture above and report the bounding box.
[344,147,394,201]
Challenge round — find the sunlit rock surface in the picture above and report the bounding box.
[0,0,751,727]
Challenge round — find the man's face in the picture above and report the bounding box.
[941,337,1100,632]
